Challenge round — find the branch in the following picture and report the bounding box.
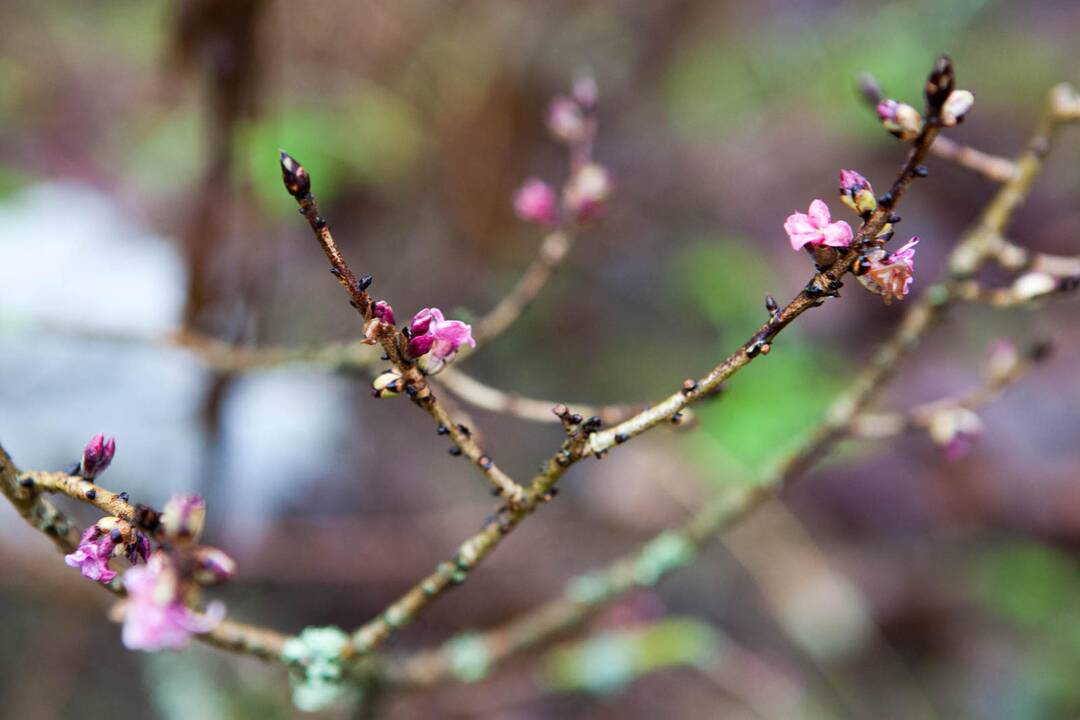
[385,70,1077,690]
[279,152,527,504]
[0,442,291,661]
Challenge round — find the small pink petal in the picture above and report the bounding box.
[821,220,854,247]
[807,199,831,228]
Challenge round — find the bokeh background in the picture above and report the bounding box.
[2,1,1079,718]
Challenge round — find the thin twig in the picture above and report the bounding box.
[384,74,1078,690]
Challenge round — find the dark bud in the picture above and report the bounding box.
[448,446,463,456]
[925,55,955,109]
[437,424,449,435]
[1058,274,1080,293]
[479,456,493,470]
[18,475,34,488]
[914,165,929,178]
[765,295,778,314]
[456,424,472,437]
[64,460,81,476]
[582,416,602,431]
[85,488,97,500]
[110,527,123,543]
[134,504,161,531]
[878,192,894,206]
[118,491,130,503]
[681,379,698,395]
[888,213,901,223]
[569,414,583,425]
[615,432,629,444]
[1028,340,1054,363]
[279,151,311,198]
[357,275,373,291]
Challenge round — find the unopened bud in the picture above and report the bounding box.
[838,169,877,215]
[160,494,207,544]
[927,406,982,461]
[81,433,116,479]
[924,55,955,109]
[563,163,613,222]
[372,370,404,398]
[941,89,974,126]
[876,100,923,140]
[572,69,598,110]
[513,178,558,227]
[372,300,395,326]
[1013,272,1056,301]
[279,151,311,198]
[192,546,237,585]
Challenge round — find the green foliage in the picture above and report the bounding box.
[242,84,424,215]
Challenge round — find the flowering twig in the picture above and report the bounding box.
[383,68,1078,692]
[279,151,527,504]
[0,442,291,660]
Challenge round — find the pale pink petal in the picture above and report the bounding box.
[807,199,831,228]
[784,213,819,250]
[820,220,853,247]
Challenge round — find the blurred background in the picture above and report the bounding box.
[1,1,1079,718]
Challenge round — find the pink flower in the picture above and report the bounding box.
[372,300,395,326]
[406,308,476,372]
[65,526,118,584]
[784,200,854,251]
[513,178,558,227]
[927,406,983,462]
[856,237,919,304]
[121,553,224,651]
[81,433,116,478]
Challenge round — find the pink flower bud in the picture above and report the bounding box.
[410,308,435,336]
[81,433,116,479]
[838,169,877,215]
[406,332,435,359]
[547,96,586,144]
[562,163,613,223]
[372,300,396,326]
[876,99,923,140]
[513,178,559,227]
[160,495,207,544]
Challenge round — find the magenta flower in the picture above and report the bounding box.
[513,178,558,227]
[81,433,116,479]
[407,308,476,372]
[372,300,396,326]
[856,238,919,304]
[784,200,854,251]
[120,553,224,651]
[65,526,118,584]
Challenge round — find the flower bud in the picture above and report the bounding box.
[547,96,586,144]
[372,300,395,326]
[192,546,237,585]
[876,99,923,140]
[1012,272,1056,301]
[279,151,311,198]
[513,178,558,227]
[372,370,404,398]
[941,89,974,126]
[160,494,207,544]
[410,308,435,336]
[81,433,116,479]
[927,406,982,461]
[406,332,435,359]
[838,169,877,215]
[563,163,613,222]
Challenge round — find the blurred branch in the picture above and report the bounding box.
[383,73,1078,692]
